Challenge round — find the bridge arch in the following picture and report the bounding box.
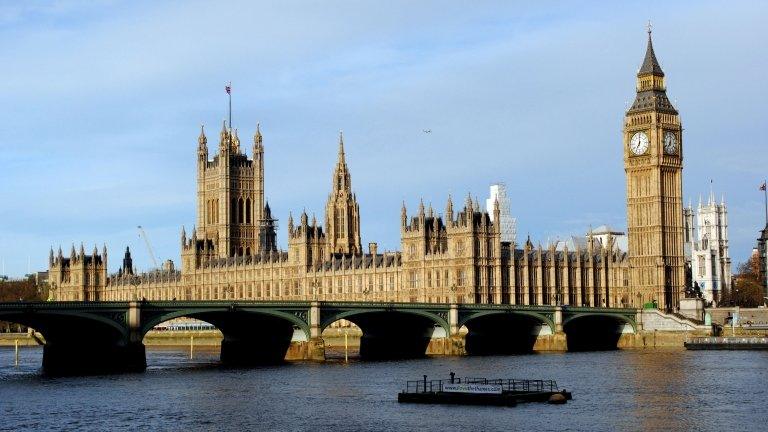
[320,308,449,333]
[458,310,555,355]
[320,307,449,360]
[563,312,636,351]
[0,310,129,341]
[141,308,310,339]
[140,307,310,365]
[0,309,140,375]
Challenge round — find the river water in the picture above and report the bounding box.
[1,347,766,432]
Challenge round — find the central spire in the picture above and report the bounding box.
[337,130,346,165]
[638,24,664,77]
[325,131,361,256]
[627,26,676,114]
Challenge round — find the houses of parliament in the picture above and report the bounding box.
[47,31,686,312]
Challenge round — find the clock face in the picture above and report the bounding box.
[630,132,649,155]
[664,131,678,154]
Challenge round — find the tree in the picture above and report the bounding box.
[0,276,46,332]
[722,257,765,307]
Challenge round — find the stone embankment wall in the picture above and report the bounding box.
[708,307,768,326]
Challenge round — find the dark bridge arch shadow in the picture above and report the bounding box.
[564,314,635,351]
[460,312,554,355]
[0,311,137,375]
[322,310,447,360]
[142,309,309,366]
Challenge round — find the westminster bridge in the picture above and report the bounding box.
[0,300,640,375]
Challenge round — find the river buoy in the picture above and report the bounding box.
[548,393,567,404]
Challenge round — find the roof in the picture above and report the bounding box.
[638,32,664,77]
[628,89,677,114]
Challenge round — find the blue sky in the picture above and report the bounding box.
[0,0,766,276]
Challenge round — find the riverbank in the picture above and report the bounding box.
[0,328,708,353]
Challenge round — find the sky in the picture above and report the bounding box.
[0,0,766,277]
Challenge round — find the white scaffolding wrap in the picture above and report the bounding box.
[486,183,517,243]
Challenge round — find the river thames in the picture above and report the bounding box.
[1,347,767,431]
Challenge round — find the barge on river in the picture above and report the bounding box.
[398,373,572,407]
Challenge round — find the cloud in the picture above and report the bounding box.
[0,0,766,275]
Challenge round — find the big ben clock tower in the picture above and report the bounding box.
[624,27,685,311]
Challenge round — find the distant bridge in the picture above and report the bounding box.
[0,301,640,375]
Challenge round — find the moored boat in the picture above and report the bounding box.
[397,373,572,407]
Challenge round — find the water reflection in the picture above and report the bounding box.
[1,346,767,431]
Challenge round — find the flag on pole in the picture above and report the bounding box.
[761,181,766,191]
[225,83,231,94]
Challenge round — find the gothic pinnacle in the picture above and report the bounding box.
[198,124,207,146]
[254,122,262,145]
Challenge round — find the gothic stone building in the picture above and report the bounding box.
[49,31,685,310]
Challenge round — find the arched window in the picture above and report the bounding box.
[238,198,244,223]
[215,199,219,223]
[245,199,251,223]
[231,199,237,223]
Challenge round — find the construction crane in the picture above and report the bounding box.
[137,226,159,269]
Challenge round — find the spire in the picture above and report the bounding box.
[181,226,187,245]
[427,202,433,218]
[288,211,294,232]
[445,194,454,221]
[708,179,715,206]
[220,119,228,137]
[219,119,230,152]
[418,199,425,217]
[628,25,676,114]
[232,128,241,153]
[401,201,407,227]
[638,22,664,77]
[198,124,207,147]
[338,130,345,159]
[49,248,54,265]
[254,123,262,146]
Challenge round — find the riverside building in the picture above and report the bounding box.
[48,30,687,311]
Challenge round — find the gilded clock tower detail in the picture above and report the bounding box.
[624,28,685,311]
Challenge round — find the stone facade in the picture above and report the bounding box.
[684,190,732,304]
[48,31,685,311]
